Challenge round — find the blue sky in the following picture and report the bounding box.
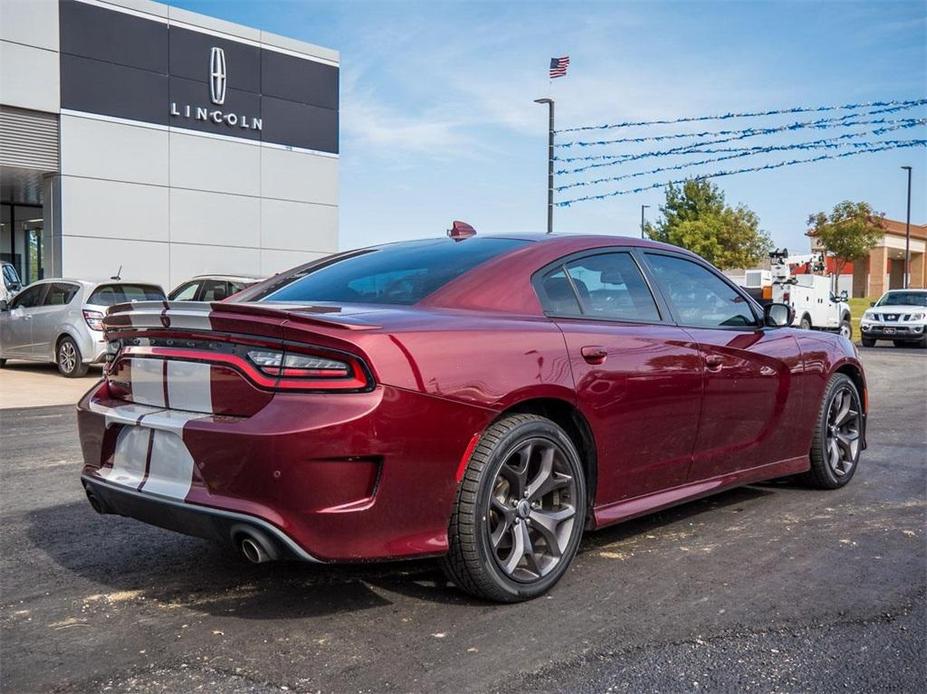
[172,0,926,253]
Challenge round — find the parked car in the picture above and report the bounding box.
[1,261,23,304]
[168,274,263,302]
[860,289,927,347]
[77,231,866,602]
[0,279,165,376]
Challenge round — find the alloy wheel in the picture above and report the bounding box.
[825,386,861,477]
[487,438,577,583]
[59,341,77,374]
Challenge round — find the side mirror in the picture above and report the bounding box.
[869,301,876,307]
[764,302,793,328]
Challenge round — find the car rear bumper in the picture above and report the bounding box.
[81,474,321,561]
[76,380,494,561]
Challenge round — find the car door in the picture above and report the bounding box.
[31,282,81,360]
[535,249,704,506]
[0,284,49,357]
[643,251,804,481]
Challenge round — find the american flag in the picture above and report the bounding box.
[549,56,570,79]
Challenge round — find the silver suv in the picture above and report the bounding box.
[0,279,165,377]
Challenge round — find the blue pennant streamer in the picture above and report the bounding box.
[555,117,926,175]
[556,131,925,191]
[555,102,925,149]
[556,98,927,134]
[555,120,926,180]
[554,140,927,206]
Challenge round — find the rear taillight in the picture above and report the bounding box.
[83,310,104,331]
[241,345,369,390]
[246,348,352,379]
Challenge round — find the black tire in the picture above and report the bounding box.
[860,337,876,348]
[799,315,812,330]
[839,319,852,341]
[801,373,862,490]
[442,414,587,603]
[57,336,89,378]
[0,358,6,368]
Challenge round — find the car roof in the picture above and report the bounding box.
[884,288,927,293]
[23,279,164,289]
[189,274,264,281]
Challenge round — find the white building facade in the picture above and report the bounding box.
[1,0,339,292]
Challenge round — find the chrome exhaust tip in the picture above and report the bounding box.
[240,536,270,564]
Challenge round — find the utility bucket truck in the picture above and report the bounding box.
[744,249,853,340]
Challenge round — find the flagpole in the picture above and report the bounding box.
[534,97,555,234]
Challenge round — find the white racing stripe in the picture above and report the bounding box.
[140,429,196,499]
[166,360,213,413]
[89,400,163,428]
[130,358,165,407]
[100,426,150,488]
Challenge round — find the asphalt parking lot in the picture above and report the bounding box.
[1,347,924,693]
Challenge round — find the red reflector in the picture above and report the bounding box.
[455,432,482,482]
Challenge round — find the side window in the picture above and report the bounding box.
[645,253,758,328]
[200,280,229,302]
[538,252,660,322]
[11,285,46,309]
[539,268,583,316]
[170,281,200,301]
[44,283,80,306]
[563,253,660,321]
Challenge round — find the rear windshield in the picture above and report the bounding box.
[88,284,165,306]
[255,238,529,305]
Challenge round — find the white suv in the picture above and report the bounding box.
[860,289,927,348]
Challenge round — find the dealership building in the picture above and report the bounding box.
[1,0,339,292]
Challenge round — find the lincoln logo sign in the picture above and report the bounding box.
[169,46,263,131]
[210,47,227,105]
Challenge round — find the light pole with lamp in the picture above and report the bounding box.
[901,165,912,289]
[640,204,650,238]
[534,98,555,234]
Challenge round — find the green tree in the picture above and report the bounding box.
[807,201,885,279]
[644,179,771,269]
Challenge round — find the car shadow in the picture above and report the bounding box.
[24,484,780,618]
[578,485,773,552]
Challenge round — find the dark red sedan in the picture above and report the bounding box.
[77,231,867,602]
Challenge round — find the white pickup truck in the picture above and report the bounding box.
[743,250,853,340]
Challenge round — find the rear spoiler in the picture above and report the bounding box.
[103,300,379,332]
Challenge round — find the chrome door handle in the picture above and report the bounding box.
[705,354,723,371]
[581,345,608,365]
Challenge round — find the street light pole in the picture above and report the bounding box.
[534,98,555,234]
[640,204,650,238]
[901,166,912,289]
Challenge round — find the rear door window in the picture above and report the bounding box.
[89,284,165,306]
[44,282,80,306]
[537,252,661,322]
[200,280,230,302]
